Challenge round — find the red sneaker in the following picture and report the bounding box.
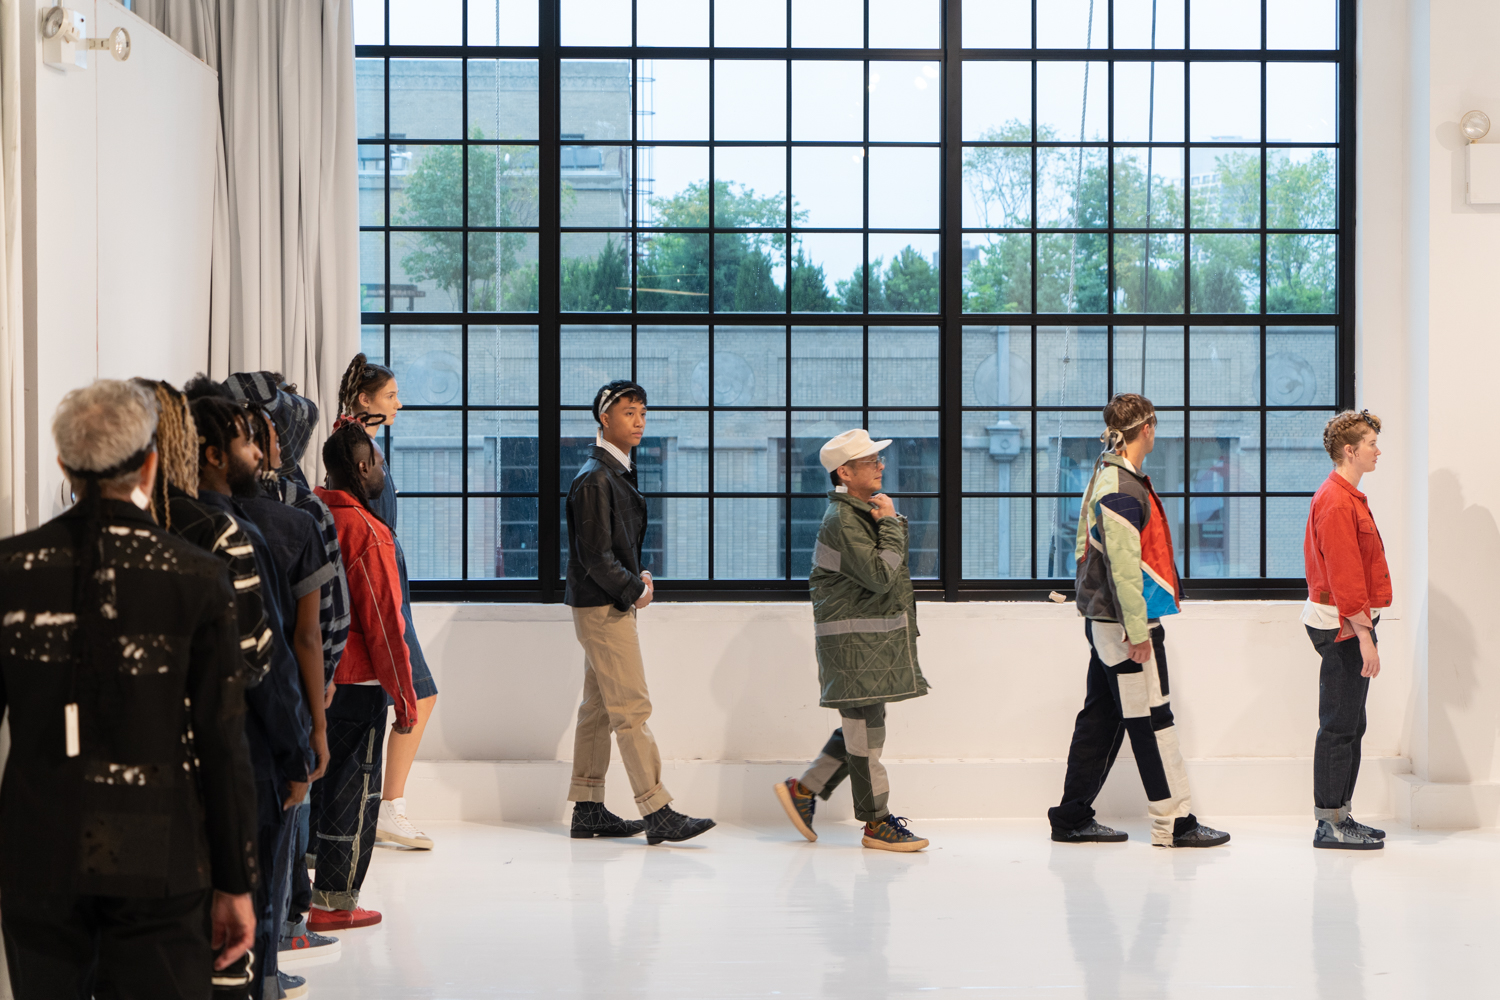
[306,906,382,932]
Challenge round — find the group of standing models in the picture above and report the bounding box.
[564,382,1392,852]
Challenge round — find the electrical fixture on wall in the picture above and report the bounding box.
[1462,110,1500,205]
[41,7,130,72]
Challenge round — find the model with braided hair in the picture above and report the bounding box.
[336,352,438,849]
[1048,393,1231,849]
[311,422,418,933]
[1302,409,1391,850]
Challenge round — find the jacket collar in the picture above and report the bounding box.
[591,445,635,480]
[317,487,369,509]
[827,489,876,513]
[58,498,157,528]
[595,434,632,472]
[1324,468,1367,501]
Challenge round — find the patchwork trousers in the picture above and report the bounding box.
[1308,625,1373,823]
[1048,620,1197,846]
[799,703,890,823]
[568,604,672,816]
[310,684,387,911]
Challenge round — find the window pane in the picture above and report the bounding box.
[391,232,461,311]
[476,144,542,227]
[390,411,463,494]
[791,328,862,406]
[561,233,633,312]
[715,0,786,46]
[793,147,863,229]
[1267,411,1333,492]
[392,0,461,44]
[870,0,939,48]
[714,326,786,404]
[1143,410,1186,488]
[645,62,710,141]
[1189,497,1258,578]
[1190,327,1260,404]
[963,498,1033,579]
[1265,327,1335,405]
[558,426,597,492]
[561,0,630,45]
[400,498,464,579]
[962,325,1032,406]
[561,325,630,405]
[963,0,1030,47]
[963,146,1031,229]
[1268,149,1336,229]
[1115,0,1185,48]
[715,147,787,228]
[353,0,383,45]
[1114,147,1184,229]
[392,326,463,409]
[469,411,540,493]
[962,62,1031,143]
[639,0,708,46]
[1113,233,1185,314]
[715,62,787,141]
[1267,235,1336,314]
[792,62,864,142]
[637,231,709,309]
[791,233,863,312]
[1190,63,1261,142]
[791,411,861,493]
[789,496,826,580]
[1113,62,1184,143]
[361,324,385,365]
[1268,63,1337,142]
[636,326,708,405]
[868,234,940,314]
[360,233,386,312]
[869,148,939,229]
[1038,147,1108,228]
[470,496,539,579]
[1191,411,1261,491]
[1112,326,1184,405]
[467,0,539,46]
[792,0,862,48]
[468,61,540,141]
[1037,0,1107,49]
[1037,62,1108,142]
[562,61,632,142]
[714,233,786,313]
[390,145,456,229]
[643,498,708,579]
[641,412,708,491]
[962,412,1031,491]
[896,496,941,577]
[1266,496,1312,576]
[1189,0,1260,49]
[639,146,709,227]
[469,326,539,405]
[390,60,462,140]
[1036,233,1108,313]
[714,499,786,579]
[1036,326,1107,405]
[468,232,540,311]
[1036,495,1084,578]
[868,413,940,492]
[1268,0,1336,49]
[962,234,1033,314]
[869,328,938,406]
[1191,148,1260,228]
[356,60,384,140]
[869,62,941,143]
[1190,234,1260,314]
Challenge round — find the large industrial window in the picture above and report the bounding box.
[354,0,1352,601]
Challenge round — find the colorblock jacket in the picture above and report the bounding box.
[808,490,929,709]
[1303,470,1392,641]
[1074,452,1183,643]
[316,488,418,730]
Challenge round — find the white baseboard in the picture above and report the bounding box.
[1390,773,1500,829]
[402,756,1411,824]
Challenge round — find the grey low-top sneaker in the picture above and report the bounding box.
[1051,820,1128,843]
[1171,823,1231,848]
[1313,817,1383,850]
[1346,815,1386,840]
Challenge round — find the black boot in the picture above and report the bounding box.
[570,801,646,839]
[643,804,716,845]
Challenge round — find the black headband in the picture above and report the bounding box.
[1359,409,1379,433]
[62,442,155,481]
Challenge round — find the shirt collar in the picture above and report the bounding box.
[596,431,632,471]
[834,485,848,493]
[1325,468,1367,500]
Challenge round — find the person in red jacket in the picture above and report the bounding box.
[309,421,418,930]
[1303,409,1393,851]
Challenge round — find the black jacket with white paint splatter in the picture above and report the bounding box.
[0,501,258,899]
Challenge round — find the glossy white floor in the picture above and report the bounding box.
[296,817,1500,1000]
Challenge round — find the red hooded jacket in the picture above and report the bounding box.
[315,487,418,729]
[1303,470,1393,642]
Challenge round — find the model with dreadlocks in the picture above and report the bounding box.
[1047,393,1230,850]
[338,353,438,850]
[0,380,257,998]
[312,422,418,933]
[183,377,314,1000]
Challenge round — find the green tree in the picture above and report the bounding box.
[883,247,940,312]
[1265,150,1337,313]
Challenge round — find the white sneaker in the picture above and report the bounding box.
[376,798,433,849]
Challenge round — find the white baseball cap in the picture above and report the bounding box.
[819,428,893,473]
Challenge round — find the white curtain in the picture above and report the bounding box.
[0,0,21,542]
[135,0,361,484]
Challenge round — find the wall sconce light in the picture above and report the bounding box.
[1461,110,1491,142]
[1464,111,1500,205]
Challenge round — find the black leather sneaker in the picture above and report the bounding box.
[643,804,716,845]
[1051,820,1128,843]
[570,801,646,839]
[1171,823,1231,848]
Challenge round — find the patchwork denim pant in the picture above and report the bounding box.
[1048,620,1197,846]
[310,684,387,911]
[799,703,890,823]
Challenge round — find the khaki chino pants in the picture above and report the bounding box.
[568,604,673,816]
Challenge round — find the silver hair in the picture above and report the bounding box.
[52,379,159,493]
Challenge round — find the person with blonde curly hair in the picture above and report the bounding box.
[1302,409,1391,850]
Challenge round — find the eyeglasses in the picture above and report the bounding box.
[849,455,886,469]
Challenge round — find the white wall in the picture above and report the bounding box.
[19,0,217,526]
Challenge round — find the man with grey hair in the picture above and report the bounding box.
[0,380,259,999]
[773,429,931,852]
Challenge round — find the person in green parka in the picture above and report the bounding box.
[773,429,931,852]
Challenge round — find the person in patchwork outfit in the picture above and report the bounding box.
[774,429,930,852]
[1047,394,1230,849]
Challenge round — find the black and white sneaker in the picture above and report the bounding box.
[570,801,646,839]
[1345,815,1386,840]
[1051,820,1128,843]
[1170,823,1231,848]
[643,804,716,845]
[1313,817,1383,850]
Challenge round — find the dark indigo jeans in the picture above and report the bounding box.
[1308,625,1372,822]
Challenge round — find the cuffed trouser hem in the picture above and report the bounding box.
[311,890,359,911]
[1314,804,1350,824]
[635,784,673,816]
[567,779,607,803]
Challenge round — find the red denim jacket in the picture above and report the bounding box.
[1303,470,1393,641]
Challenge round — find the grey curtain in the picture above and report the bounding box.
[134,0,360,483]
[0,0,20,541]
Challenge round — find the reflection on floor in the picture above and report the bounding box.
[299,817,1500,999]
